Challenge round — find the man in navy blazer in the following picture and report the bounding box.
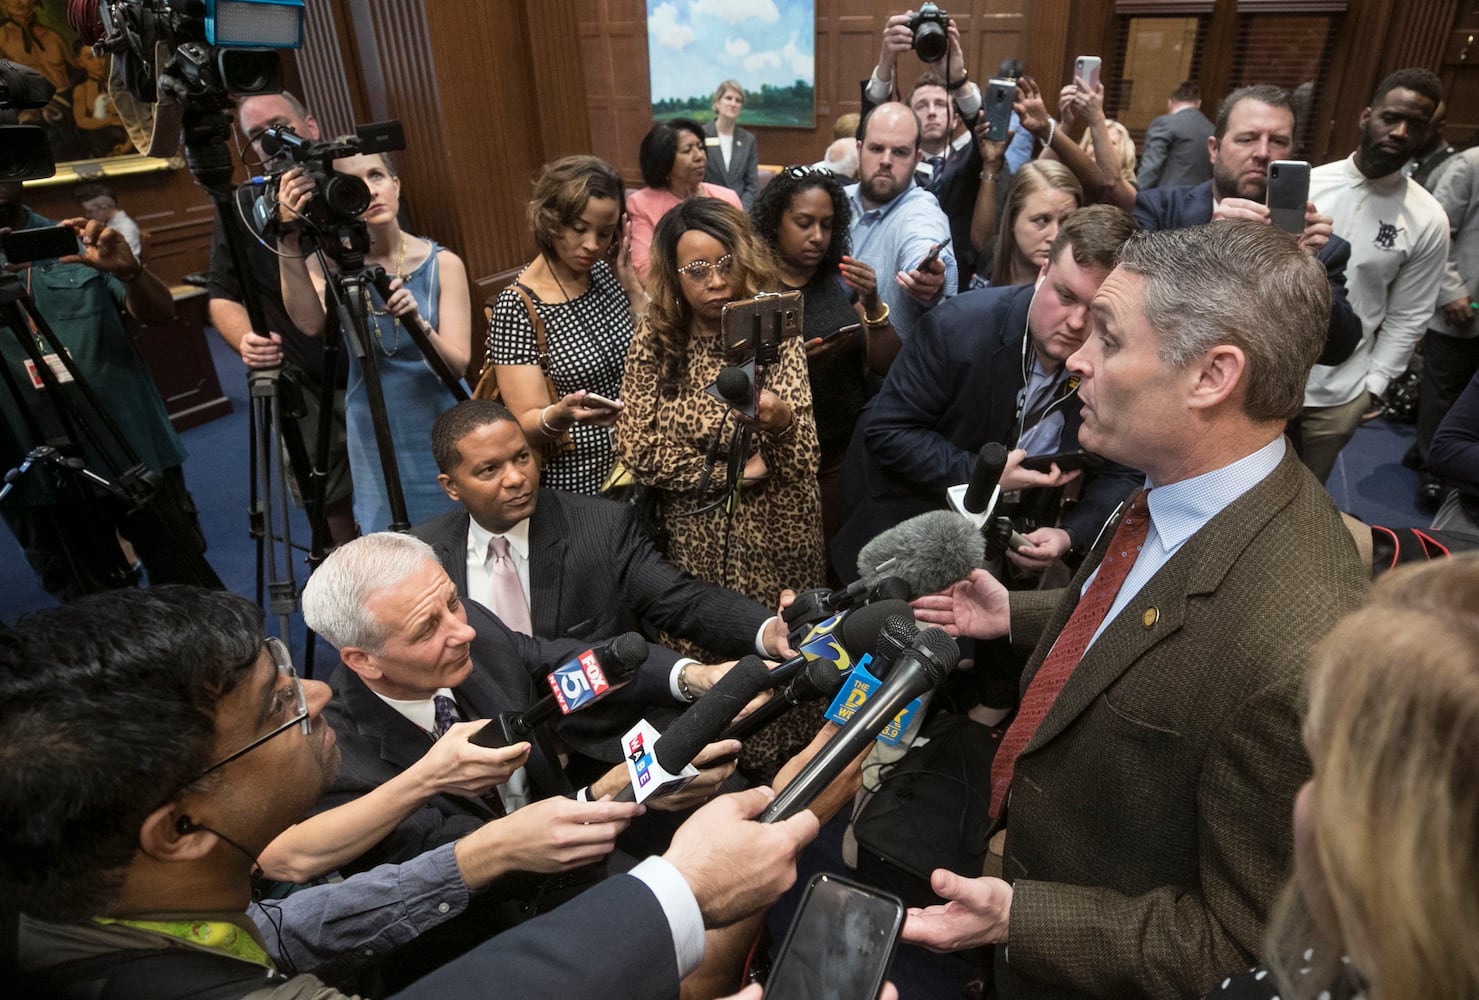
[1133,84,1362,367]
[832,207,1142,582]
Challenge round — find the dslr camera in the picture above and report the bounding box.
[260,120,405,230]
[908,3,949,64]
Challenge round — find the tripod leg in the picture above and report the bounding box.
[118,467,223,589]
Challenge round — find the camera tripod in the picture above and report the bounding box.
[0,268,223,599]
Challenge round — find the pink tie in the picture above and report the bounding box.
[487,536,533,634]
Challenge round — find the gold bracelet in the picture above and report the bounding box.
[863,302,891,327]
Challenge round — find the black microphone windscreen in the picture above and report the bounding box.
[963,442,1010,514]
[606,632,649,682]
[870,577,911,603]
[911,627,962,683]
[871,612,920,680]
[654,655,771,773]
[796,655,848,700]
[716,366,751,404]
[857,510,985,597]
[838,599,913,658]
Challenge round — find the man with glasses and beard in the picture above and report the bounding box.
[1296,68,1451,483]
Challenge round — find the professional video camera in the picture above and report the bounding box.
[0,60,57,182]
[72,0,302,159]
[258,120,406,237]
[908,2,949,63]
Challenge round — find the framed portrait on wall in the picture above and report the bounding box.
[4,0,176,184]
[647,0,816,127]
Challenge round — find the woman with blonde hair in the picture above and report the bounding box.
[977,159,1083,288]
[703,79,760,210]
[1207,555,1479,1000]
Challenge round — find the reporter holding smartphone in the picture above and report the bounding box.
[751,166,899,579]
[488,156,641,494]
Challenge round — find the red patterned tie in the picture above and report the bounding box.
[988,490,1151,818]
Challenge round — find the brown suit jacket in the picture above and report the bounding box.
[993,444,1367,1000]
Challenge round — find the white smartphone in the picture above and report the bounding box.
[1074,55,1102,91]
[581,391,622,409]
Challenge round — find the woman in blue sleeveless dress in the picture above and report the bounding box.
[278,152,473,533]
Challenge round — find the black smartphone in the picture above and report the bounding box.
[2,225,80,264]
[765,873,904,1000]
[915,237,951,274]
[1019,448,1104,474]
[808,322,862,348]
[1266,160,1310,236]
[983,77,1016,142]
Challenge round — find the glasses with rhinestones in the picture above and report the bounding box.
[675,254,734,285]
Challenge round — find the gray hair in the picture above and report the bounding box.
[1116,221,1330,422]
[302,532,439,652]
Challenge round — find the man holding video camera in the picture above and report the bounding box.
[0,180,213,600]
[207,90,356,544]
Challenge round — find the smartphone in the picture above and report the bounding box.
[1018,448,1104,474]
[1266,160,1310,236]
[721,289,804,354]
[2,225,80,264]
[983,77,1016,142]
[765,873,904,1000]
[581,391,622,409]
[808,322,862,348]
[1074,55,1102,91]
[915,237,951,273]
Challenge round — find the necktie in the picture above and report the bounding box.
[433,693,460,737]
[432,693,506,817]
[988,490,1151,818]
[487,536,533,634]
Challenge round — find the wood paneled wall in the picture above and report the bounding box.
[20,0,1470,296]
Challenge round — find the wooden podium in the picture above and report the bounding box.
[128,285,232,432]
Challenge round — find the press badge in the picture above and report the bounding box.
[705,136,720,147]
[24,351,75,388]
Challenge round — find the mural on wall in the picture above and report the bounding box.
[647,0,815,127]
[2,0,139,164]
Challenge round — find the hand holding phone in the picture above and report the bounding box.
[1266,160,1311,236]
[2,225,82,265]
[1074,55,1102,91]
[915,237,951,274]
[982,78,1016,143]
[1018,448,1104,474]
[765,873,904,1000]
[579,391,622,410]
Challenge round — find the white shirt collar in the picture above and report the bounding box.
[372,685,459,734]
[1144,436,1287,552]
[467,514,531,566]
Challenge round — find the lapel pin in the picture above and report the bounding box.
[1142,607,1159,628]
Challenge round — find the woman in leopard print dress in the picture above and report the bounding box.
[615,199,826,778]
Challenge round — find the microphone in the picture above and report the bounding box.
[963,442,1010,515]
[615,655,773,803]
[717,365,753,406]
[719,655,848,741]
[823,612,924,743]
[765,598,913,690]
[760,628,960,823]
[781,575,910,638]
[472,633,648,748]
[856,510,986,597]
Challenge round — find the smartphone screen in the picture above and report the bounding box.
[765,873,904,1000]
[1,226,81,264]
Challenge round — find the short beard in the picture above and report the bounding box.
[862,172,905,205]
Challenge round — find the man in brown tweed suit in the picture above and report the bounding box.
[906,221,1369,999]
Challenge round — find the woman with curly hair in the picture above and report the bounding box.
[751,166,899,574]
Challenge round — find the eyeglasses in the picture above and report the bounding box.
[676,254,734,284]
[188,637,310,783]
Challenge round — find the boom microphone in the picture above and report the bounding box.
[719,655,848,741]
[614,655,773,802]
[856,510,985,596]
[760,628,960,823]
[782,575,910,637]
[472,632,648,748]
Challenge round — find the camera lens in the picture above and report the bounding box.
[322,173,371,218]
[913,22,947,63]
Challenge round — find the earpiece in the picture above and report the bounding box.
[175,816,199,835]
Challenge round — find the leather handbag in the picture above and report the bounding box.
[475,285,574,456]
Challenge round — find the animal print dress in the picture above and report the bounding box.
[615,321,827,780]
